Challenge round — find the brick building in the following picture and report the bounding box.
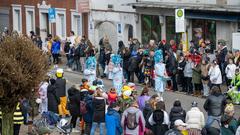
[0,0,87,40]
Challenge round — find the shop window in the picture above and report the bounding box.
[141,15,161,44]
[192,19,216,52]
[166,16,181,45]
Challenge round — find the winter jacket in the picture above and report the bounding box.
[184,61,194,77]
[47,84,59,114]
[221,115,239,135]
[208,65,222,85]
[55,78,66,97]
[121,107,145,135]
[148,110,169,135]
[219,46,228,64]
[67,87,81,116]
[203,93,226,117]
[143,103,154,129]
[185,107,205,130]
[83,95,93,123]
[51,41,61,54]
[166,54,177,76]
[137,95,150,111]
[128,56,139,72]
[105,108,123,135]
[225,64,237,79]
[92,97,106,123]
[148,110,169,126]
[192,64,202,84]
[169,106,186,128]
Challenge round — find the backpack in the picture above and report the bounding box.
[126,111,138,130]
[80,101,87,114]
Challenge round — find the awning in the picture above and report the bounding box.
[185,11,240,22]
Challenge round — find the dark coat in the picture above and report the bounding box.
[92,97,106,123]
[151,110,169,135]
[121,52,131,71]
[55,78,66,97]
[83,95,94,123]
[169,106,186,128]
[166,54,177,76]
[204,93,227,117]
[47,84,59,114]
[67,87,81,116]
[128,56,139,72]
[143,103,154,129]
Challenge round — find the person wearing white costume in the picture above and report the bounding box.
[84,57,96,85]
[154,50,168,98]
[111,54,123,96]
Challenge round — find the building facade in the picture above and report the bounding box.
[129,0,240,49]
[85,0,139,51]
[0,0,83,40]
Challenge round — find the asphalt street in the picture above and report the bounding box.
[19,68,240,135]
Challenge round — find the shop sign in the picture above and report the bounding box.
[175,9,185,33]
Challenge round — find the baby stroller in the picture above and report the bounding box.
[32,111,72,135]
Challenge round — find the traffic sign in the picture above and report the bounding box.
[48,8,56,23]
[175,9,185,33]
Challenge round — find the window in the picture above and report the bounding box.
[141,15,161,44]
[71,11,82,36]
[12,5,22,33]
[192,19,216,52]
[56,8,66,39]
[166,16,181,44]
[25,6,35,35]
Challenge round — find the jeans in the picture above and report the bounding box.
[205,115,221,128]
[171,74,178,91]
[80,57,86,72]
[202,83,209,96]
[185,77,193,94]
[52,53,59,64]
[73,58,80,71]
[90,122,104,135]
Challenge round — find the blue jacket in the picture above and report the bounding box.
[51,41,61,54]
[105,108,122,135]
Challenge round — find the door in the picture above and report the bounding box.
[40,13,49,39]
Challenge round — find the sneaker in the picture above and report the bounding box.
[72,128,80,133]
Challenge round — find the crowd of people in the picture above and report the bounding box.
[1,28,240,135]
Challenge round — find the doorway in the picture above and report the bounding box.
[40,12,50,39]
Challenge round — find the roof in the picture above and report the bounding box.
[126,2,240,13]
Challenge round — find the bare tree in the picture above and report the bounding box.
[0,35,48,135]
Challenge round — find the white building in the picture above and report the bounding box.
[88,0,139,51]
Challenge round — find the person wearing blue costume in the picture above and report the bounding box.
[84,57,96,85]
[111,54,123,96]
[154,50,169,98]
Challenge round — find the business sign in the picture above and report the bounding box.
[175,9,185,33]
[78,0,90,13]
[48,8,56,23]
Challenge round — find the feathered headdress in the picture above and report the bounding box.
[154,50,163,63]
[85,57,96,69]
[111,54,122,65]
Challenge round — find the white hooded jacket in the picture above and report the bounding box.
[208,65,222,85]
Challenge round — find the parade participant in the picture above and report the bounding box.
[154,50,168,97]
[228,68,240,104]
[55,68,70,117]
[38,76,49,114]
[111,54,123,96]
[84,56,96,85]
